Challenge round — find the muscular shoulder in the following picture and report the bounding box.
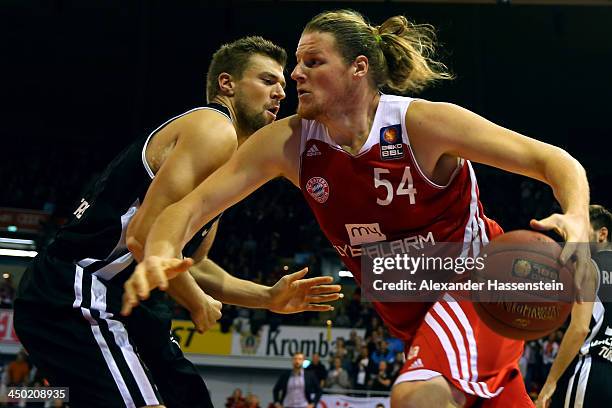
[147,108,237,173]
[406,99,458,127]
[176,108,236,145]
[406,99,479,150]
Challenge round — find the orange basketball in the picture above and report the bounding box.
[473,230,573,340]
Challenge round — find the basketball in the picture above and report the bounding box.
[473,230,574,341]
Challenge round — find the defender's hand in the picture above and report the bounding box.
[268,268,343,314]
[190,292,222,333]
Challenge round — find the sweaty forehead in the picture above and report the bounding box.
[296,31,336,56]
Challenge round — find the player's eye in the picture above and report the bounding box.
[304,59,322,68]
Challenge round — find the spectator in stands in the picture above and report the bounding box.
[369,361,392,392]
[329,337,350,370]
[383,329,404,356]
[0,274,15,309]
[226,388,246,408]
[352,346,371,391]
[325,357,351,392]
[389,352,405,383]
[371,340,395,367]
[305,352,327,387]
[6,350,30,387]
[365,316,381,340]
[245,393,261,408]
[234,308,252,335]
[273,351,321,408]
[344,330,362,363]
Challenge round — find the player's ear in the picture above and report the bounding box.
[352,55,369,79]
[599,226,609,243]
[218,72,235,96]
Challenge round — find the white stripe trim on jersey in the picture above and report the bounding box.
[106,200,139,261]
[90,275,107,311]
[432,303,471,382]
[424,312,477,396]
[460,163,480,258]
[141,106,232,179]
[466,162,485,256]
[75,200,139,282]
[443,295,479,382]
[564,355,583,408]
[304,92,391,157]
[440,297,504,398]
[394,369,442,384]
[92,279,160,406]
[300,95,401,159]
[403,147,464,190]
[574,354,592,407]
[430,303,503,398]
[401,98,464,190]
[470,217,481,256]
[582,300,604,355]
[73,265,84,308]
[92,252,135,281]
[443,293,504,397]
[73,257,98,308]
[475,210,490,246]
[469,162,490,252]
[81,307,136,408]
[76,258,98,268]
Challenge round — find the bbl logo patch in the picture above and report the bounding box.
[379,124,404,161]
[306,177,330,203]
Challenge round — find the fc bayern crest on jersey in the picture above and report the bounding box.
[306,177,330,204]
[379,124,404,161]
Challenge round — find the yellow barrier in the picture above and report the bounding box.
[170,320,232,355]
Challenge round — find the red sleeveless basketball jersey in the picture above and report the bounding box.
[299,94,503,341]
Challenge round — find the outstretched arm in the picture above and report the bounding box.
[122,115,302,314]
[186,216,342,313]
[192,262,342,313]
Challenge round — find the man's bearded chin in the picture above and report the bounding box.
[235,100,268,134]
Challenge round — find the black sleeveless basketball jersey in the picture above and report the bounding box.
[583,250,612,363]
[551,249,612,408]
[17,104,230,314]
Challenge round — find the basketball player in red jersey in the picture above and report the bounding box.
[124,10,593,407]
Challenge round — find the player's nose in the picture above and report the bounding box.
[272,83,285,100]
[291,64,305,82]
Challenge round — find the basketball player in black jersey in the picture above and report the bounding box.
[537,204,612,407]
[14,36,342,408]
